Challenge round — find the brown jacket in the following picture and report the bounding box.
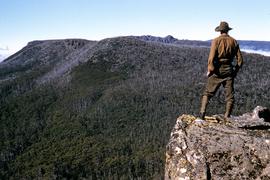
[208,34,243,73]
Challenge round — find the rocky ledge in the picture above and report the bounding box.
[165,106,270,180]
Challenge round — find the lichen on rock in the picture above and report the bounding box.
[165,106,270,180]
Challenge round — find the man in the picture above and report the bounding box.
[200,21,243,120]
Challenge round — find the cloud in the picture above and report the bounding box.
[0,43,11,62]
[0,43,9,51]
[242,49,270,57]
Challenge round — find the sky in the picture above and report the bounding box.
[1,0,270,54]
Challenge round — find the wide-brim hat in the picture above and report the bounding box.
[215,21,232,32]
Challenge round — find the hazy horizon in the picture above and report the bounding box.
[1,0,270,54]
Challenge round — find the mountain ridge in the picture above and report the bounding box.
[1,35,270,63]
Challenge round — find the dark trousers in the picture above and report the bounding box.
[200,74,234,117]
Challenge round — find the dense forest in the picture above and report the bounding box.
[0,37,270,179]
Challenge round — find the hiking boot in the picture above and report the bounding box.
[200,112,206,120]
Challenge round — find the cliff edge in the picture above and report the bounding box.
[165,106,270,180]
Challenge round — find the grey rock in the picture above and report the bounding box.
[165,107,270,180]
[232,106,270,129]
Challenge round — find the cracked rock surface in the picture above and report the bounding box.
[165,106,270,180]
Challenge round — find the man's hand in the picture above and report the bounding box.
[232,65,240,78]
[207,71,213,77]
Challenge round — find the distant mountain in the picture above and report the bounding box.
[1,36,270,179]
[239,40,270,51]
[137,35,179,44]
[135,35,210,47]
[238,40,270,56]
[135,35,270,56]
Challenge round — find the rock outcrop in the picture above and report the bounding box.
[165,106,270,180]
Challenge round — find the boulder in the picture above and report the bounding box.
[165,106,270,180]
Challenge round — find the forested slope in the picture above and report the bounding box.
[1,37,270,179]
